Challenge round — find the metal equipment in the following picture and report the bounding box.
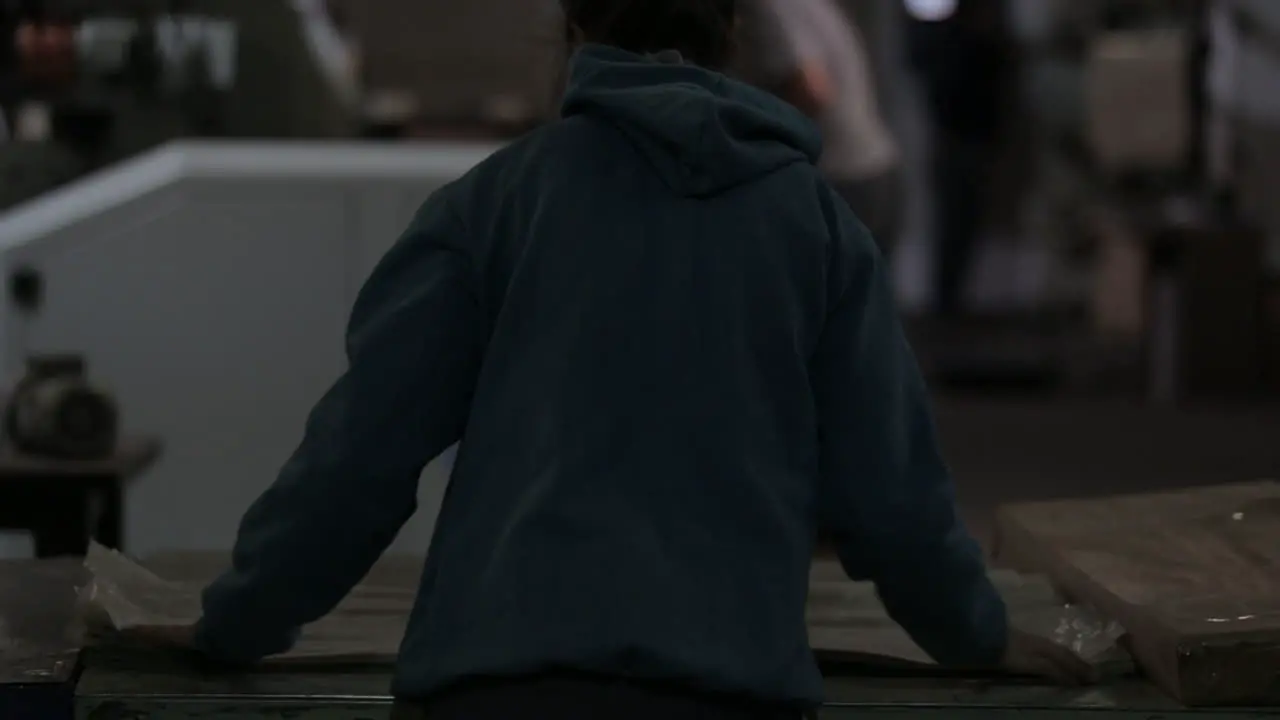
[0,1,238,210]
[0,0,360,212]
[5,354,118,460]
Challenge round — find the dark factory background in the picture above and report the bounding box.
[0,0,1278,560]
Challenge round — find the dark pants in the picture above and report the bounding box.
[392,672,812,720]
[931,133,989,316]
[831,167,904,261]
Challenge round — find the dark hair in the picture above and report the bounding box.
[560,0,737,69]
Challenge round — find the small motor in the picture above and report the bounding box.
[6,354,119,460]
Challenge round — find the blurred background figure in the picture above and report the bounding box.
[904,0,1016,317]
[290,0,360,113]
[736,0,903,259]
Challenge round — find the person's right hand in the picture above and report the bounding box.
[1000,629,1099,686]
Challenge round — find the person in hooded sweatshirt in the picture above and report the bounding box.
[181,0,1095,717]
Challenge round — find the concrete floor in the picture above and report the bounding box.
[935,397,1280,548]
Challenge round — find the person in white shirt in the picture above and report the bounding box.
[290,0,361,109]
[736,0,904,259]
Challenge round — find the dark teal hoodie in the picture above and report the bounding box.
[194,45,1007,707]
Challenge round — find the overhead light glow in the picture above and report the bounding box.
[905,0,959,21]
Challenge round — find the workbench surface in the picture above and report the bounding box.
[0,558,83,684]
[4,558,1274,719]
[0,558,85,719]
[73,659,1278,720]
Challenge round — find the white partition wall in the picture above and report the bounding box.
[0,140,501,556]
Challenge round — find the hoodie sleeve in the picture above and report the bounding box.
[193,192,485,663]
[810,194,1008,668]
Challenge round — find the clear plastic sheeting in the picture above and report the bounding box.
[1058,606,1125,657]
[807,562,1131,676]
[79,542,201,633]
[79,543,414,664]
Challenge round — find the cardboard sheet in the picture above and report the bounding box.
[82,544,1127,672]
[995,481,1280,706]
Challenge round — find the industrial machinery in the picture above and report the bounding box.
[1,0,235,210]
[0,0,357,212]
[4,353,118,460]
[914,0,1273,402]
[2,257,118,460]
[0,139,497,556]
[1077,0,1272,403]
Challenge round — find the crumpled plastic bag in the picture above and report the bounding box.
[76,543,410,664]
[807,563,1132,677]
[76,542,201,641]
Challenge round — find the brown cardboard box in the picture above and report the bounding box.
[1085,30,1191,174]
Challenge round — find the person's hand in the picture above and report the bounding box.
[1001,629,1099,686]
